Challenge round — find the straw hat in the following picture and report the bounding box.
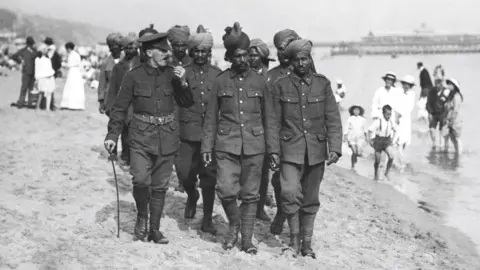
[348,105,365,116]
[445,78,460,90]
[382,71,397,81]
[400,75,415,86]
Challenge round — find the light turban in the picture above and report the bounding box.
[273,29,300,49]
[167,25,190,45]
[284,39,313,58]
[106,32,123,46]
[188,24,214,51]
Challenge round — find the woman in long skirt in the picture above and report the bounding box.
[60,42,85,110]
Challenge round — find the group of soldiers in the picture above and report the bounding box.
[102,22,343,258]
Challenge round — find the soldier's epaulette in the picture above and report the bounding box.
[130,62,143,71]
[211,65,222,72]
[270,73,290,84]
[312,73,328,80]
[216,68,230,77]
[183,63,192,68]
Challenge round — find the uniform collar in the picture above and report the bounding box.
[229,68,251,79]
[143,63,166,76]
[290,72,312,86]
[192,63,210,74]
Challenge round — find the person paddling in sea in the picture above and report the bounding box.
[344,105,367,170]
[368,105,397,181]
[426,77,450,150]
[443,78,463,154]
[395,75,416,168]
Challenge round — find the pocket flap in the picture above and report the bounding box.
[218,126,231,135]
[252,126,264,136]
[246,90,264,98]
[179,114,191,123]
[280,96,299,103]
[131,119,149,131]
[218,89,234,97]
[307,95,325,103]
[134,88,152,97]
[316,134,326,141]
[169,121,177,130]
[280,130,293,141]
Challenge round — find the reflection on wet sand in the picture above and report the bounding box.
[426,149,461,172]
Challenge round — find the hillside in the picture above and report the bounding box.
[0,8,114,45]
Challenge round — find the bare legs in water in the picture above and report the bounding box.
[374,146,394,181]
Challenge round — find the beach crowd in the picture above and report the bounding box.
[6,21,464,259]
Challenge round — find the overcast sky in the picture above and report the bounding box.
[2,0,479,43]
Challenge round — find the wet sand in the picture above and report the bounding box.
[1,71,479,269]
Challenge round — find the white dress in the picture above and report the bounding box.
[396,90,416,145]
[371,86,402,120]
[60,50,85,110]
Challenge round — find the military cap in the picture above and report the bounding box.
[138,32,172,51]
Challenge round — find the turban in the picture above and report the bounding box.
[188,24,214,51]
[106,32,123,46]
[167,25,190,45]
[223,22,250,58]
[139,27,158,38]
[273,29,300,49]
[284,39,313,58]
[249,38,275,61]
[121,33,139,48]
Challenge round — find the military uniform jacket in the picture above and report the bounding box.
[267,65,292,85]
[105,63,193,156]
[98,54,118,102]
[201,68,276,156]
[179,63,222,142]
[172,54,191,67]
[105,56,141,121]
[270,72,343,165]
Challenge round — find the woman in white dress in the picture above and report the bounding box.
[60,42,85,110]
[394,75,416,166]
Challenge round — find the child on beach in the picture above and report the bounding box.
[344,105,367,170]
[34,44,56,111]
[368,105,397,180]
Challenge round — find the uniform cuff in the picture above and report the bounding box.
[105,133,118,143]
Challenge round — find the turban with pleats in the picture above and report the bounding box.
[249,38,275,62]
[167,25,190,45]
[106,32,123,46]
[273,29,300,49]
[285,39,313,58]
[188,24,214,51]
[223,22,250,59]
[121,33,139,48]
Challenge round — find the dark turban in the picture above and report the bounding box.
[273,29,300,49]
[249,38,275,61]
[106,32,123,46]
[223,22,250,59]
[167,25,190,45]
[285,39,313,58]
[188,24,214,51]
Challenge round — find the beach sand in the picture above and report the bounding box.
[1,71,479,270]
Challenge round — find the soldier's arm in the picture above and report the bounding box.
[324,80,343,156]
[105,72,134,142]
[171,79,194,108]
[201,79,220,154]
[97,61,107,102]
[263,80,280,155]
[105,65,119,114]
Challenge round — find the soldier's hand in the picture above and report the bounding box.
[202,152,212,166]
[173,66,186,80]
[269,154,280,171]
[104,140,116,154]
[326,152,339,166]
[99,101,105,114]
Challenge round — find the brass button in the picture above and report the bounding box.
[240,111,244,114]
[240,100,243,104]
[241,124,244,127]
[304,130,307,134]
[239,88,243,91]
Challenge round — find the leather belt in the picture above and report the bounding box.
[134,113,175,126]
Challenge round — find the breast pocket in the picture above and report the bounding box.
[307,95,325,118]
[217,89,234,112]
[163,82,174,96]
[280,96,300,120]
[246,90,263,112]
[134,87,152,97]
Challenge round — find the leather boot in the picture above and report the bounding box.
[148,190,169,244]
[301,212,317,259]
[285,212,300,257]
[200,188,217,235]
[132,186,149,240]
[221,199,240,250]
[240,203,258,255]
[270,173,286,235]
[184,188,200,219]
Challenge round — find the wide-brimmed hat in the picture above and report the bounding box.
[348,105,365,116]
[400,75,415,86]
[382,71,397,82]
[445,78,460,90]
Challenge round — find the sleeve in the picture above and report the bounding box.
[263,80,279,155]
[34,58,40,79]
[368,119,379,138]
[105,72,134,142]
[201,78,220,154]
[97,60,107,102]
[324,80,343,156]
[105,65,119,114]
[10,49,23,63]
[371,89,381,118]
[269,81,282,156]
[171,78,194,108]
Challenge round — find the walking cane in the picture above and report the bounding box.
[109,153,121,238]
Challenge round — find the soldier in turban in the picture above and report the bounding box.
[175,24,221,235]
[167,25,191,66]
[269,38,342,259]
[248,38,275,76]
[202,22,276,255]
[98,32,123,115]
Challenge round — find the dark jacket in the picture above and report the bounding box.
[270,72,343,165]
[419,68,433,98]
[267,64,291,84]
[201,68,276,156]
[105,63,193,156]
[179,63,222,142]
[426,87,448,116]
[11,46,37,76]
[50,51,62,78]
